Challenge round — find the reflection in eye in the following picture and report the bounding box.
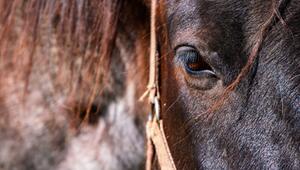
[176,46,219,90]
[177,48,213,74]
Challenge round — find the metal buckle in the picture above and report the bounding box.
[148,96,160,122]
[153,96,160,121]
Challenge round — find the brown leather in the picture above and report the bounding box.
[149,120,177,170]
[140,0,158,102]
[144,0,177,169]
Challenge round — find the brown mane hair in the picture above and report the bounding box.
[0,0,122,127]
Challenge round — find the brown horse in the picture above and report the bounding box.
[0,0,299,170]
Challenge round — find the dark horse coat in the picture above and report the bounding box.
[158,0,300,169]
[0,0,299,170]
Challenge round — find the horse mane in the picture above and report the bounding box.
[0,0,123,126]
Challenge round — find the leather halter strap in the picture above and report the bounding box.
[143,0,177,170]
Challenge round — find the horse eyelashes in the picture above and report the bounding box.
[176,47,213,73]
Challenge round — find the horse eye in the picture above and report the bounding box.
[176,47,213,74]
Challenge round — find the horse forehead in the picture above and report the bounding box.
[166,0,222,13]
[165,0,223,48]
[166,0,199,17]
[165,0,202,41]
[165,0,237,21]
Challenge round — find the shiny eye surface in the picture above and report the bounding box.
[175,46,220,90]
[176,46,215,75]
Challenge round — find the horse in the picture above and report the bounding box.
[0,0,299,170]
[156,0,300,169]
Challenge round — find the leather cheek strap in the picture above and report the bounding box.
[147,120,177,170]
